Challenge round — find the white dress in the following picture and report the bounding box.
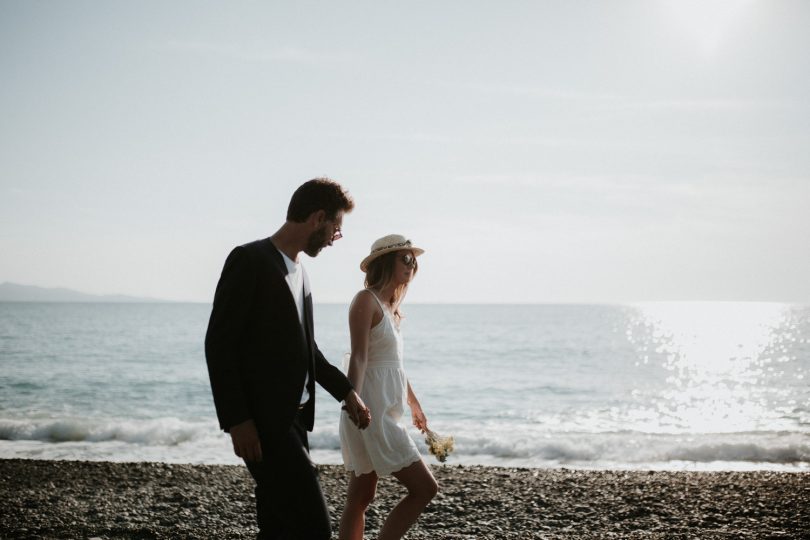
[339,291,422,476]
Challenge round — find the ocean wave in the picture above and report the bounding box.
[453,432,810,465]
[0,417,213,445]
[664,442,808,463]
[2,416,808,467]
[310,426,809,465]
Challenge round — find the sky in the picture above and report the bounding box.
[1,1,809,304]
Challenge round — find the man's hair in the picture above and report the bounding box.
[286,177,354,223]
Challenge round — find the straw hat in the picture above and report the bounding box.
[360,234,425,272]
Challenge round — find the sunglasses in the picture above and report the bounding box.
[400,253,417,268]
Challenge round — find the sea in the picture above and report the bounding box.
[1,302,808,471]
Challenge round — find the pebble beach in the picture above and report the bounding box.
[1,458,807,539]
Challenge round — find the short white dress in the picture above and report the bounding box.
[339,291,422,476]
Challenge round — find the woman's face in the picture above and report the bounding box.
[393,250,417,285]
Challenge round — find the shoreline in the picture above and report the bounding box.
[1,458,807,539]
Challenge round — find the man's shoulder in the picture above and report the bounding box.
[231,238,285,276]
[231,237,279,261]
[238,237,274,252]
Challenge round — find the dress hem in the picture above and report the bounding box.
[344,455,423,478]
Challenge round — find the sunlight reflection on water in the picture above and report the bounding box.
[627,302,805,434]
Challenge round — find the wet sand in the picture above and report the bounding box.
[0,458,807,539]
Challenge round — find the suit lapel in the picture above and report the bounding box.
[264,238,290,278]
[263,239,308,346]
[302,267,314,347]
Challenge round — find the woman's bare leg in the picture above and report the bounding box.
[338,471,378,540]
[377,460,438,540]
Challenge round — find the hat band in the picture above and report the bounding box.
[371,240,411,253]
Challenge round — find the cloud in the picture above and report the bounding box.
[451,81,620,102]
[320,130,615,150]
[157,40,357,65]
[616,98,797,112]
[448,172,810,227]
[450,81,799,112]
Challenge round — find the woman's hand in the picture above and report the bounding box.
[410,402,428,433]
[343,390,371,429]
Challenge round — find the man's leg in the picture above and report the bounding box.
[244,457,283,540]
[245,413,331,540]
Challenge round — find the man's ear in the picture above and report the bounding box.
[308,209,327,226]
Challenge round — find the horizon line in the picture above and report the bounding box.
[1,300,806,306]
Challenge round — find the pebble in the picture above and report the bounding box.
[0,459,807,539]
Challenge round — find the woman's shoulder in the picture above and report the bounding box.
[351,288,380,309]
[349,289,384,323]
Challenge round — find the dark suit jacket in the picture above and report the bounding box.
[205,237,352,441]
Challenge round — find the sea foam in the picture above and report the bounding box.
[0,417,212,445]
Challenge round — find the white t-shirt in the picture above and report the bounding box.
[279,250,310,405]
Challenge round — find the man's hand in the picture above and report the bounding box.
[342,390,371,429]
[229,419,262,462]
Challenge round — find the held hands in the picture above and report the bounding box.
[229,418,262,462]
[342,390,371,429]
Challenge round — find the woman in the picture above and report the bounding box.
[338,234,438,540]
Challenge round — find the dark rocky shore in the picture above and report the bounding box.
[1,458,807,539]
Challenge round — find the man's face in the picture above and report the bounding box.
[303,211,343,257]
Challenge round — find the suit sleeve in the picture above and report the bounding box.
[314,343,353,402]
[205,246,255,431]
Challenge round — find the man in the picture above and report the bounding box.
[205,178,371,539]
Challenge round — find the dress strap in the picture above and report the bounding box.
[363,289,400,330]
[363,288,387,312]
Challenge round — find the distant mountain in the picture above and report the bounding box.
[0,282,171,303]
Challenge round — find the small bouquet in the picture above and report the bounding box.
[424,428,455,463]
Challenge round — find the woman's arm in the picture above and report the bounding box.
[407,380,428,432]
[347,290,380,395]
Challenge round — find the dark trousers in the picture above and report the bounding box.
[244,410,331,540]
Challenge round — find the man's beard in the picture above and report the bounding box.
[303,225,330,257]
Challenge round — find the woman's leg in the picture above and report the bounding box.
[377,460,438,540]
[338,471,378,540]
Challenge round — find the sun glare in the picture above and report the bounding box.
[632,302,792,434]
[659,0,759,57]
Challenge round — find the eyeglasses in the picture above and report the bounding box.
[400,253,417,268]
[327,219,342,242]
